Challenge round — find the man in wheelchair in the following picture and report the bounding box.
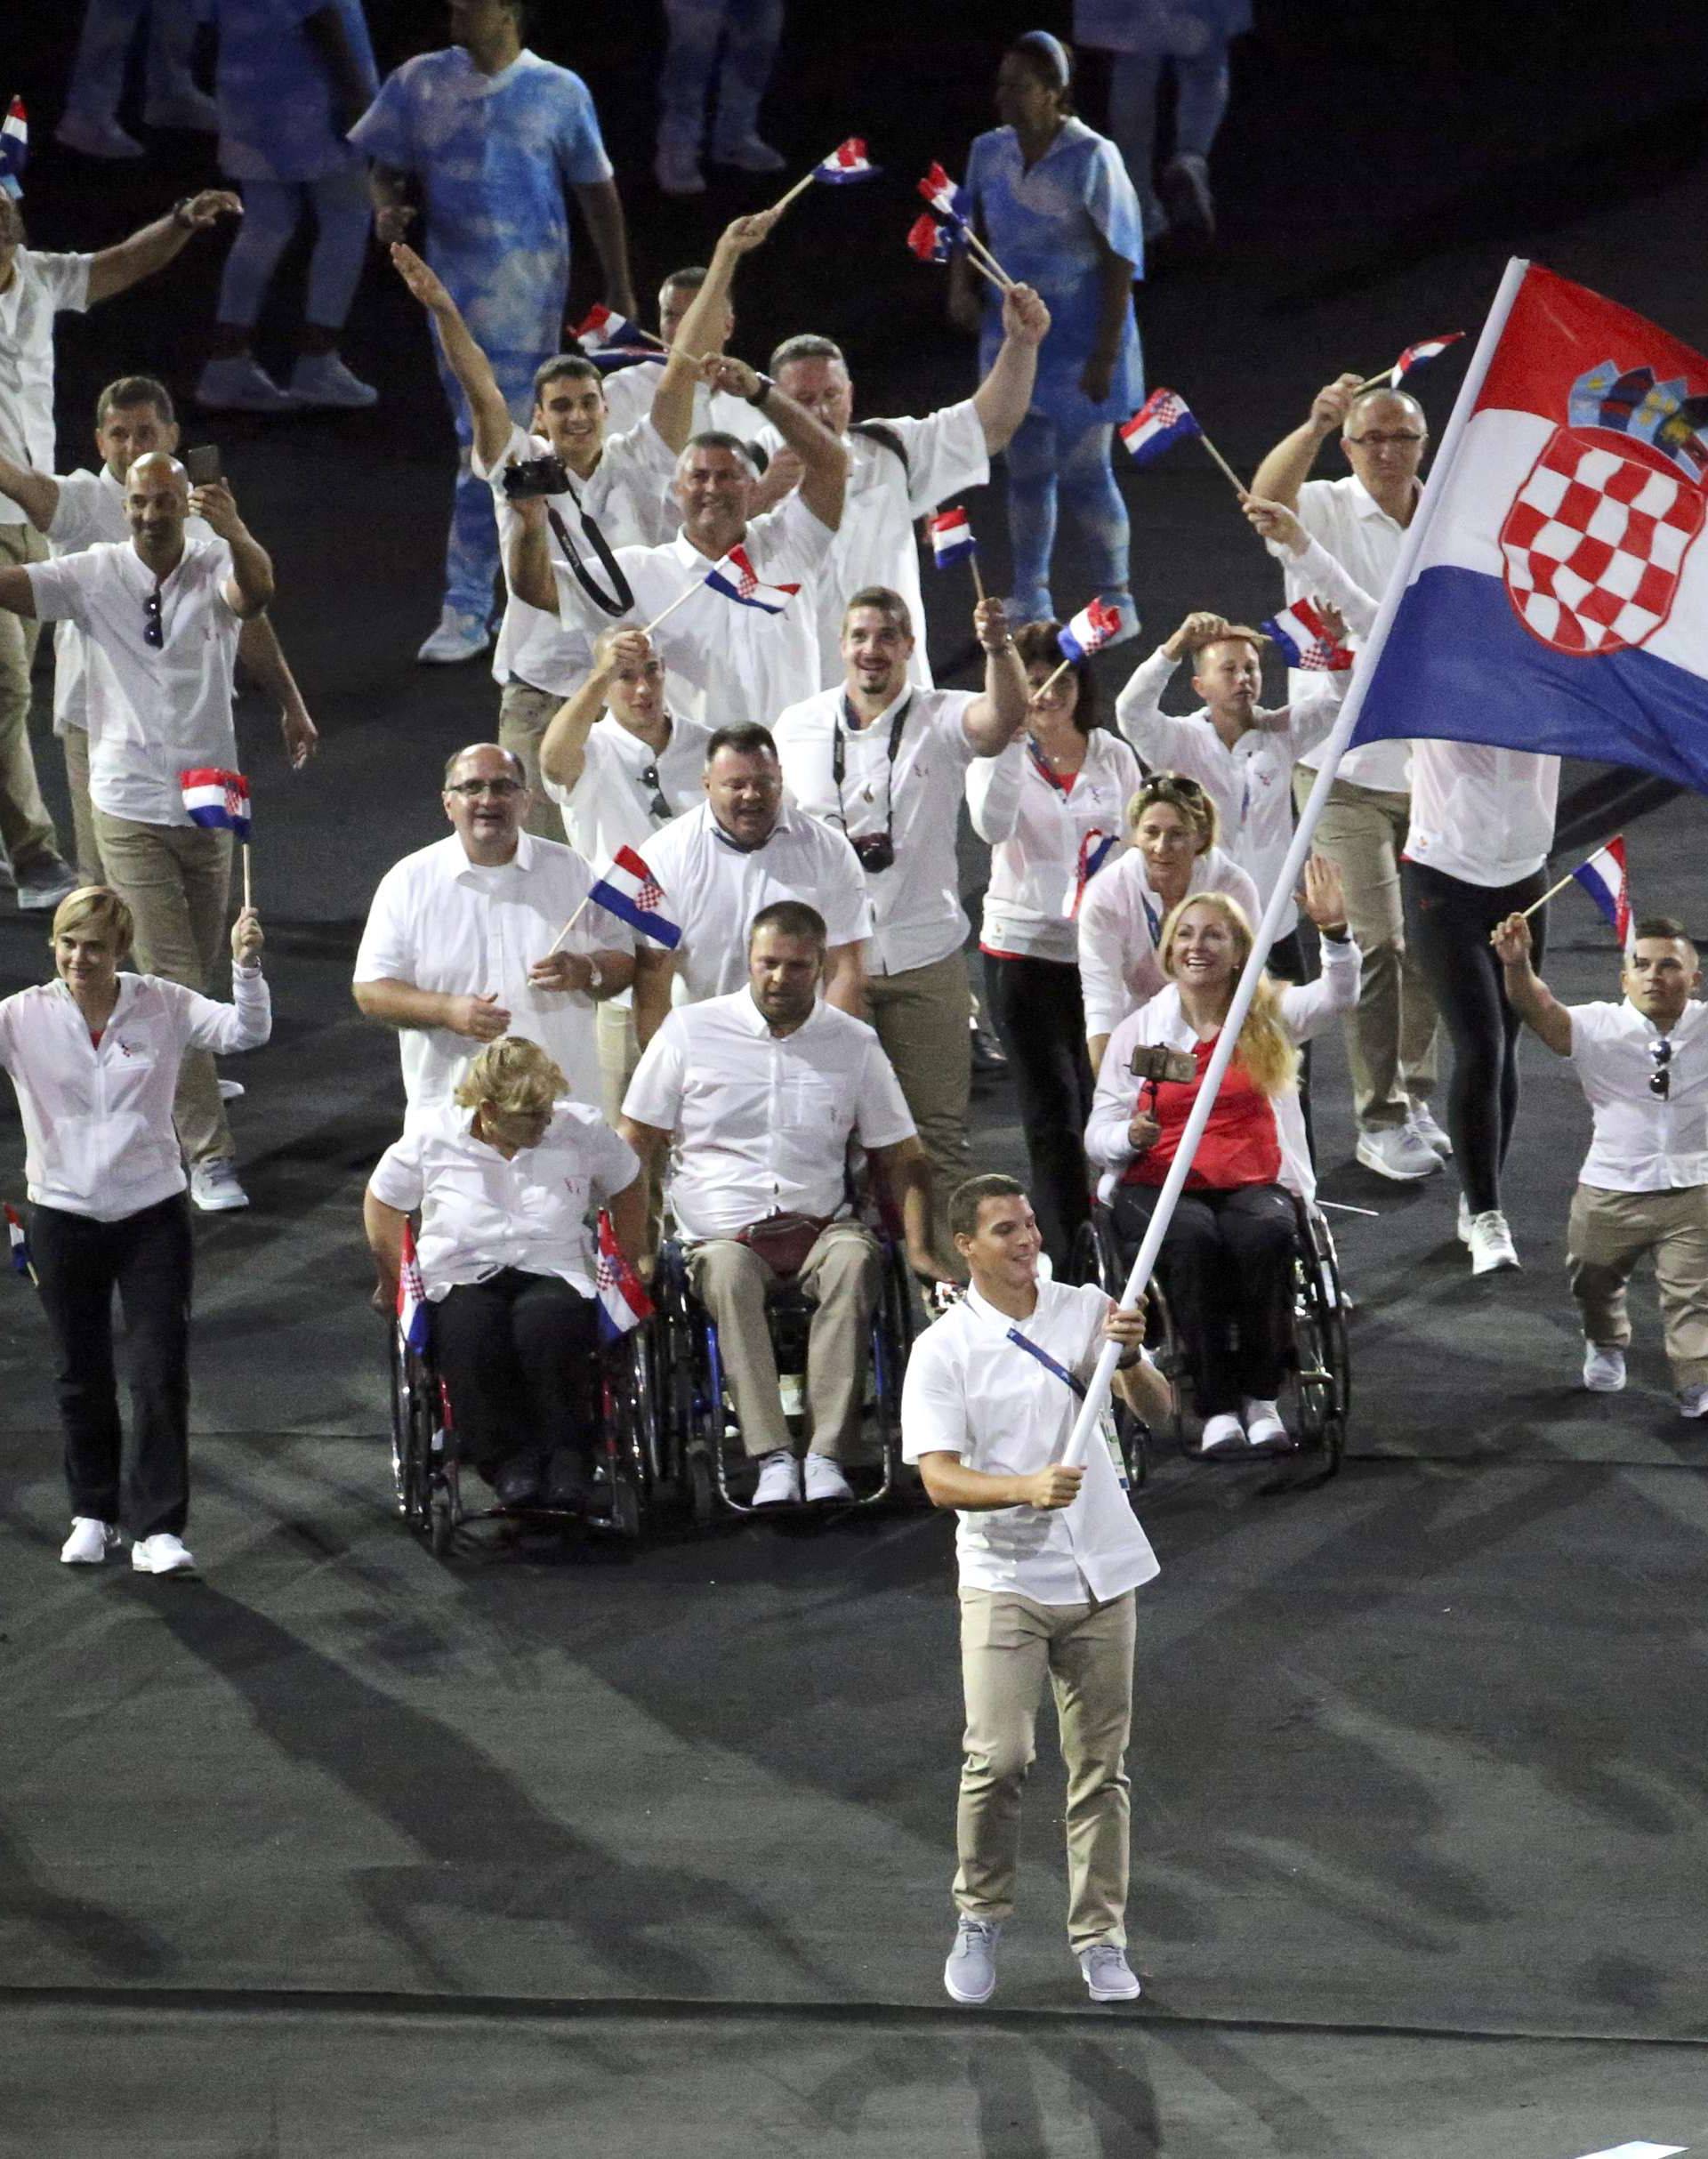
[620,899,952,1505]
[364,1038,647,1510]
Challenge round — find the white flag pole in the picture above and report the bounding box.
[1062,254,1533,1467]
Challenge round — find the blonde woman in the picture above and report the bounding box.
[1084,863,1355,1452]
[0,884,269,1574]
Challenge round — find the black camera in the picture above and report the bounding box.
[850,832,896,874]
[502,455,570,501]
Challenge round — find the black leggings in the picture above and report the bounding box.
[983,952,1095,1272]
[1402,860,1546,1215]
[431,1270,598,1473]
[1109,1180,1297,1416]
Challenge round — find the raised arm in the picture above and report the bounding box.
[541,629,644,797]
[1115,613,1228,763]
[1248,373,1361,511]
[86,190,243,305]
[572,178,637,322]
[970,284,1051,454]
[0,452,60,534]
[391,242,513,472]
[649,211,778,455]
[705,355,848,532]
[194,481,274,618]
[1492,911,1573,1055]
[960,599,1030,755]
[0,563,37,617]
[1243,495,1381,638]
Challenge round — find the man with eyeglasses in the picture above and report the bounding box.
[1250,375,1446,1186]
[1494,910,1708,1417]
[0,451,274,1210]
[353,742,635,1129]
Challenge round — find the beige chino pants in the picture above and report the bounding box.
[0,520,60,876]
[866,947,971,1258]
[497,679,568,842]
[1567,1181,1708,1388]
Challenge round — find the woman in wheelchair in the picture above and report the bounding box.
[364,1039,646,1510]
[1084,861,1356,1454]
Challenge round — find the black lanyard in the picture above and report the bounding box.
[546,475,633,618]
[832,694,911,842]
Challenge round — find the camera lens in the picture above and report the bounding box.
[851,834,895,873]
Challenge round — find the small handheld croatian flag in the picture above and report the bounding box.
[814,138,879,184]
[1058,599,1124,664]
[595,1210,653,1342]
[1571,836,1632,948]
[397,1220,430,1356]
[1260,597,1353,672]
[588,845,681,949]
[1392,331,1465,383]
[704,543,800,616]
[180,768,252,839]
[906,212,954,265]
[4,1201,33,1282]
[929,508,977,568]
[0,98,26,200]
[917,161,968,222]
[1119,389,1203,466]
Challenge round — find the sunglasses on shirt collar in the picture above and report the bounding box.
[1651,1036,1674,1100]
[142,589,164,649]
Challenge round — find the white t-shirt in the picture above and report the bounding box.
[901,1277,1160,1605]
[968,729,1141,966]
[353,831,635,1122]
[753,403,990,689]
[0,249,92,528]
[1568,996,1708,1193]
[1288,473,1414,794]
[475,416,680,697]
[1404,742,1559,889]
[622,987,914,1237]
[26,536,243,826]
[771,683,982,975]
[1077,843,1261,1041]
[638,799,873,1004]
[367,1098,639,1298]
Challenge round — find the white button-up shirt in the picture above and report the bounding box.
[754,402,990,689]
[1569,996,1708,1192]
[353,832,634,1122]
[475,416,680,697]
[622,987,914,1238]
[1288,473,1413,794]
[772,684,982,975]
[1115,647,1341,936]
[552,492,836,733]
[0,249,92,528]
[367,1099,640,1298]
[544,710,712,866]
[1404,741,1559,889]
[901,1278,1160,1605]
[600,365,760,454]
[968,729,1141,965]
[0,968,270,1220]
[638,798,872,1004]
[26,536,241,826]
[1084,933,1361,1204]
[1077,843,1260,1042]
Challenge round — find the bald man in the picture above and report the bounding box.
[0,453,278,1207]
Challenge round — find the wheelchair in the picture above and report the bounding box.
[650,1223,919,1522]
[1074,1188,1349,1482]
[388,1311,660,1556]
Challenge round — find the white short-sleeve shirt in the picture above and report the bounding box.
[637,800,873,1004]
[367,1099,639,1298]
[25,536,242,825]
[771,684,981,975]
[353,832,634,1122]
[544,710,712,866]
[900,1277,1160,1605]
[1569,996,1708,1192]
[1288,474,1413,794]
[621,987,914,1237]
[0,249,93,528]
[600,364,760,453]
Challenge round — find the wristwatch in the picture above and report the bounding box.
[171,196,197,230]
[745,373,775,410]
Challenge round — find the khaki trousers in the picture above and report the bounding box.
[597,997,665,1247]
[498,679,567,842]
[0,520,60,874]
[866,947,971,1256]
[93,812,235,1164]
[955,1586,1136,1950]
[61,723,106,886]
[1293,771,1439,1130]
[1567,1181,1708,1388]
[689,1220,881,1458]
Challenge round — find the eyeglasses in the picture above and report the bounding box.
[446,777,524,799]
[637,761,670,821]
[142,590,163,649]
[1346,431,1425,447]
[1650,1037,1673,1100]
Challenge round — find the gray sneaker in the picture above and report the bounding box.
[943,1915,1002,2004]
[17,854,80,910]
[1078,1940,1142,2002]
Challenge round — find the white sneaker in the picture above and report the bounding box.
[1198,1413,1245,1455]
[54,110,144,158]
[654,142,705,195]
[1678,1385,1708,1420]
[287,352,379,409]
[1456,1195,1473,1245]
[196,355,298,413]
[1582,1343,1626,1392]
[1241,1398,1292,1450]
[1467,1210,1519,1275]
[189,1158,249,1212]
[1407,1101,1453,1156]
[752,1450,800,1506]
[1356,1123,1440,1180]
[802,1454,854,1503]
[144,86,221,130]
[711,134,787,174]
[415,607,491,665]
[61,1517,118,1566]
[132,1532,197,1575]
[217,1078,246,1102]
[1078,1941,1142,2002]
[944,1916,1001,2004]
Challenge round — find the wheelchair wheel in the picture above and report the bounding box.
[429,1487,455,1557]
[1289,1206,1349,1477]
[1069,1218,1109,1290]
[686,1447,716,1527]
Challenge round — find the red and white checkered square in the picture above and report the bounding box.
[1500,431,1703,654]
[634,875,665,912]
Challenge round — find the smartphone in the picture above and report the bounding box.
[185,444,222,486]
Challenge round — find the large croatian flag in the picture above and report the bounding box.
[1353,263,1708,790]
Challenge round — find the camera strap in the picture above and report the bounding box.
[546,481,633,619]
[833,693,911,850]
